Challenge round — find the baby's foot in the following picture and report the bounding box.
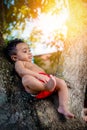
[58,106,74,118]
[45,75,56,91]
[83,116,87,122]
[82,108,87,122]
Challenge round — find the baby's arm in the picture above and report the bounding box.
[15,61,41,78]
[15,61,49,83]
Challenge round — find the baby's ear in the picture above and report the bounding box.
[11,55,17,61]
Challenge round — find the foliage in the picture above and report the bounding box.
[1,0,87,43]
[34,56,45,67]
[49,51,62,68]
[0,0,56,34]
[0,0,68,68]
[46,51,62,74]
[29,27,43,43]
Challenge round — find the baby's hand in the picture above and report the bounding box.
[36,74,49,83]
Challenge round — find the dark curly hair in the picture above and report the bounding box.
[4,38,24,63]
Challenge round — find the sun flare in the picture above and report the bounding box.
[30,0,69,51]
[37,8,68,38]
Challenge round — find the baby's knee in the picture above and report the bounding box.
[22,75,32,84]
[56,78,67,88]
[58,78,66,84]
[59,78,66,84]
[22,75,31,81]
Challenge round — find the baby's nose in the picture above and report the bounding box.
[28,52,32,56]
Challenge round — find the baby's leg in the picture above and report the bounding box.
[55,77,74,118]
[22,75,46,94]
[22,75,55,94]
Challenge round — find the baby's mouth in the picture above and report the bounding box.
[28,56,32,60]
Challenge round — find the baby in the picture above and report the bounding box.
[5,38,74,118]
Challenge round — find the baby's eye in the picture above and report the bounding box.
[23,50,27,53]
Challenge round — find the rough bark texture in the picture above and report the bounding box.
[57,31,87,119]
[57,0,87,125]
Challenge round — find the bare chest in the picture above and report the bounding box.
[24,62,44,72]
[25,62,34,69]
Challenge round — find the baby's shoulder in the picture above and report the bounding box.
[15,60,24,67]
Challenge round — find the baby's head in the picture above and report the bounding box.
[5,39,24,63]
[5,38,31,63]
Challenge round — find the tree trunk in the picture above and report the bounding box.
[57,0,87,120]
[57,30,87,118]
[0,38,87,130]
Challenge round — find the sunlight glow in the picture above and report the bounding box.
[31,0,69,51]
[37,8,68,33]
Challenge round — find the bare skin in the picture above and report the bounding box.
[82,108,87,122]
[11,42,74,118]
[44,75,56,91]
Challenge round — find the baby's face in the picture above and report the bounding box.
[15,42,32,62]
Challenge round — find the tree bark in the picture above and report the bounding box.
[57,30,87,118]
[0,38,87,130]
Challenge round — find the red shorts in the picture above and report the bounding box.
[35,72,55,99]
[35,90,54,99]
